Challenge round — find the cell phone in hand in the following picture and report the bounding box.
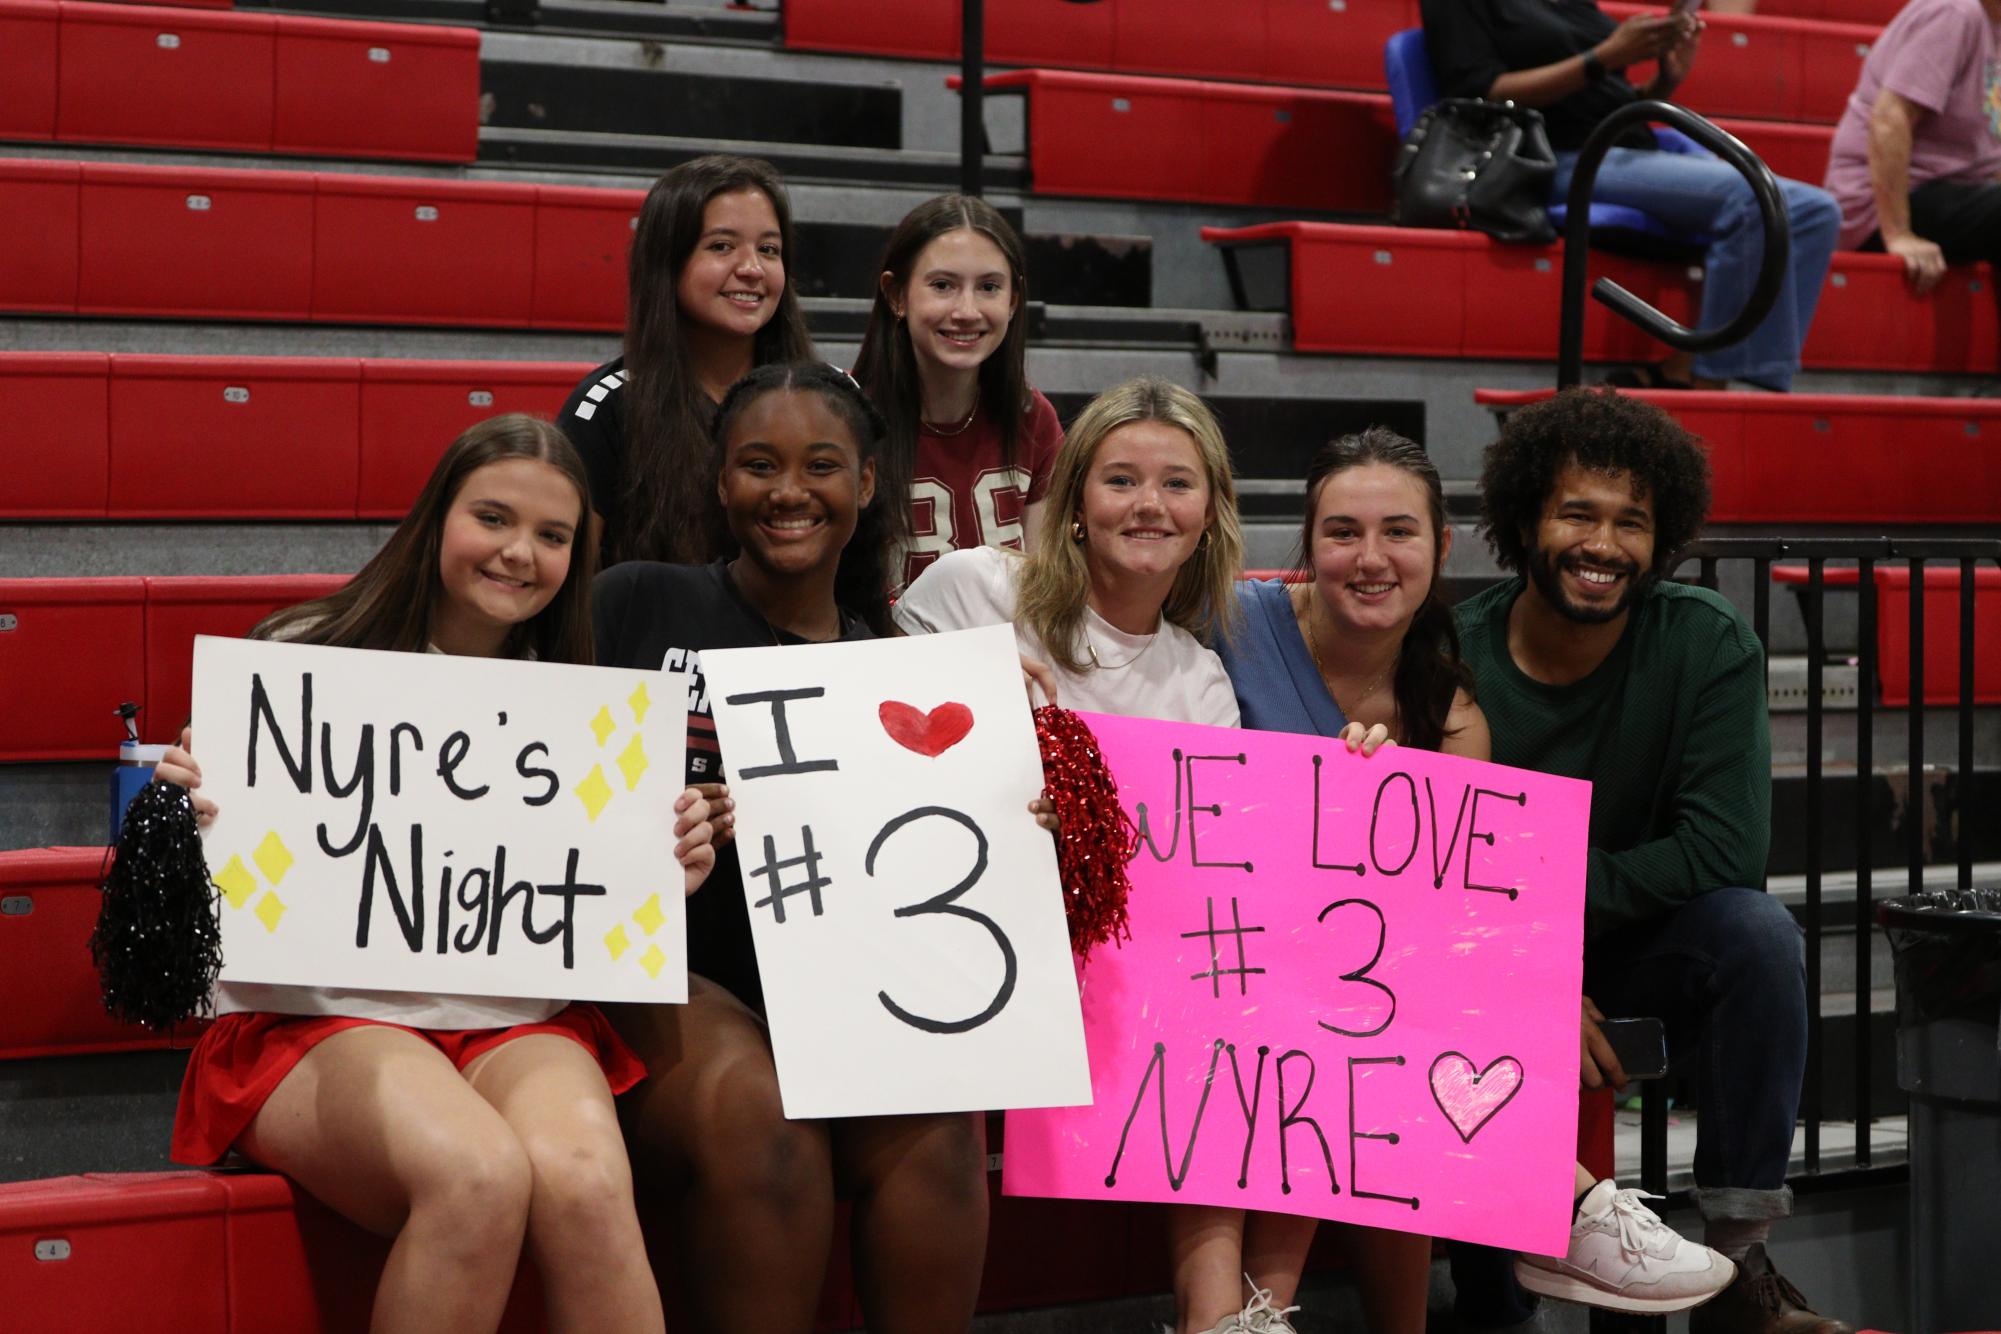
[1671,0,1704,16]
[1600,1016,1668,1080]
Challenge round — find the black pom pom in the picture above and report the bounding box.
[90,782,222,1032]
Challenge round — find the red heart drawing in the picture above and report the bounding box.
[878,700,975,758]
[1428,1052,1525,1144]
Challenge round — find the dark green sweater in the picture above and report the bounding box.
[1455,577,1771,937]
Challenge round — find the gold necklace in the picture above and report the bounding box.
[1302,598,1394,722]
[921,384,981,437]
[1086,619,1159,671]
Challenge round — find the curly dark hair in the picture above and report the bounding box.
[1477,387,1711,575]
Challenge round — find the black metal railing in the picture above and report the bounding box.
[1644,536,2001,1198]
[1557,101,1791,390]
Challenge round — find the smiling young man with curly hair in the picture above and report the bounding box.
[1448,389,1849,1334]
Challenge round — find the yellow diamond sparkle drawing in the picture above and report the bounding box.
[252,831,293,886]
[590,705,616,747]
[215,856,257,910]
[576,765,613,822]
[605,923,631,962]
[640,944,666,979]
[633,893,665,936]
[253,891,287,933]
[616,733,648,791]
[629,680,651,725]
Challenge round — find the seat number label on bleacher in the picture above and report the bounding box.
[224,387,250,405]
[368,47,391,62]
[156,33,180,49]
[0,614,16,632]
[0,896,31,916]
[186,195,211,212]
[468,391,495,408]
[34,1240,70,1262]
[415,206,440,222]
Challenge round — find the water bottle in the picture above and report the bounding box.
[109,702,169,843]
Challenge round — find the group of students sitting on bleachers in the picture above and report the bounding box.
[118,150,1851,1334]
[1420,0,2001,389]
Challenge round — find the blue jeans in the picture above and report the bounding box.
[1450,888,1809,1325]
[1552,147,1841,391]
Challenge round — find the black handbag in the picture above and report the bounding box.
[1391,98,1558,245]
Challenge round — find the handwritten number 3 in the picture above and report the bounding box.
[1315,898,1395,1039]
[865,806,1018,1035]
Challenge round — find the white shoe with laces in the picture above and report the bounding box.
[1186,1275,1304,1334]
[1515,1178,1737,1313]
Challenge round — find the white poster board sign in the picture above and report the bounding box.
[192,635,690,1003]
[702,624,1091,1119]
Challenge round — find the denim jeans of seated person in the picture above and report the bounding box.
[1552,147,1841,392]
[1450,887,1809,1325]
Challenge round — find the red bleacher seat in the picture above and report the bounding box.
[142,575,349,745]
[531,185,642,332]
[0,352,111,519]
[57,2,276,154]
[0,1172,546,1334]
[0,0,59,141]
[1603,6,1874,124]
[974,70,1398,213]
[1474,388,2001,526]
[0,158,81,313]
[273,17,480,163]
[0,848,213,1060]
[783,0,953,59]
[989,0,1112,68]
[109,356,363,520]
[78,161,315,321]
[1722,118,1837,185]
[1203,221,1995,375]
[358,360,585,517]
[1113,0,1265,82]
[1264,0,1416,94]
[0,578,147,763]
[1756,0,1900,23]
[312,175,538,327]
[1773,565,2001,707]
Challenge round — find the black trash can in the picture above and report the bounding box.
[1879,888,2001,1334]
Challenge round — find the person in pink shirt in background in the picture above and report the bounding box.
[1825,0,2001,294]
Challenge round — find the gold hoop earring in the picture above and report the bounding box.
[1070,520,1086,544]
[1197,529,1212,551]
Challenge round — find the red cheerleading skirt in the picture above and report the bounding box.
[171,1003,645,1166]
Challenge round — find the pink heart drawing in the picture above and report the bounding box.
[1428,1052,1525,1144]
[878,700,975,758]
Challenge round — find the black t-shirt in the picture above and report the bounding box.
[1420,0,1656,152]
[592,559,874,1013]
[557,356,631,531]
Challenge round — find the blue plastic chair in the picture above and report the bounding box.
[1384,28,1708,247]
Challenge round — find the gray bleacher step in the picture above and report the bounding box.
[0,1049,191,1185]
[239,0,779,44]
[480,124,1026,192]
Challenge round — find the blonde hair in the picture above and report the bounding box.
[1015,378,1243,673]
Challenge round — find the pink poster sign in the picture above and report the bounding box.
[1002,712,1591,1256]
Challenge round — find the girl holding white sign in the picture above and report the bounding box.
[851,195,1064,588]
[595,363,1023,1334]
[156,415,723,1334]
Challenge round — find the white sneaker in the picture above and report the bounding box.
[1515,1178,1737,1314]
[1237,1276,1302,1334]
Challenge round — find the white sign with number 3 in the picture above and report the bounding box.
[702,624,1091,1119]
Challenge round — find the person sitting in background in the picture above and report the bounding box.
[1420,0,1841,392]
[1824,0,2001,295]
[1449,389,1849,1334]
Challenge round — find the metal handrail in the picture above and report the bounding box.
[1557,101,1791,388]
[960,0,986,197]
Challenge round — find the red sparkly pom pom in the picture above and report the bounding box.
[1034,705,1135,963]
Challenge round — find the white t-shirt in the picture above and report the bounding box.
[892,546,1241,729]
[213,633,565,1029]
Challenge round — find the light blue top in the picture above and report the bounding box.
[1215,579,1348,739]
